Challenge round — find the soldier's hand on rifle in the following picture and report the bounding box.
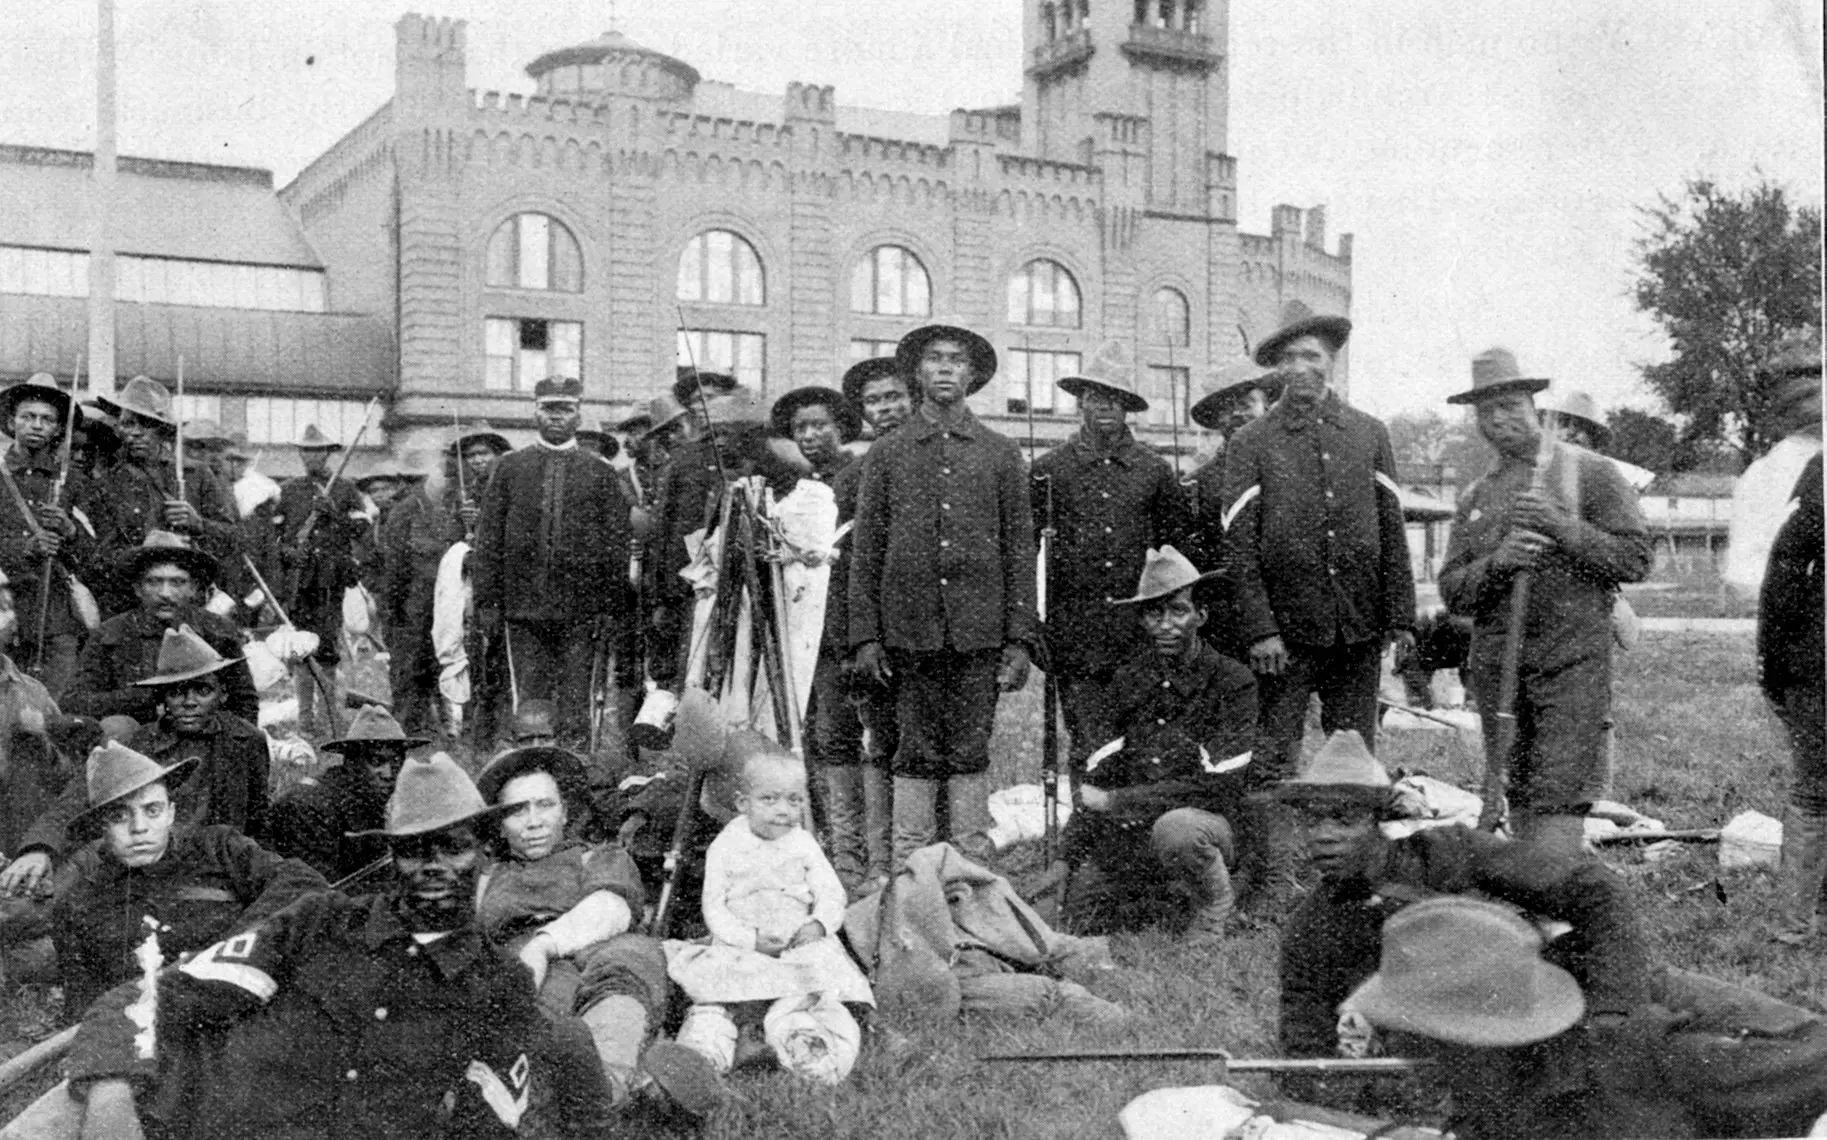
[786,920,825,950]
[0,851,52,898]
[1250,635,1290,676]
[854,641,891,685]
[27,528,62,559]
[478,606,503,637]
[1512,489,1572,543]
[1079,785,1112,812]
[458,502,480,530]
[755,930,790,958]
[162,497,202,532]
[1492,529,1550,572]
[997,643,1031,692]
[34,502,74,537]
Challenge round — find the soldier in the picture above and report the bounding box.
[269,704,425,883]
[274,424,367,734]
[379,447,466,741]
[849,322,1037,865]
[0,567,71,860]
[0,374,99,696]
[1438,348,1651,852]
[1764,450,1826,944]
[473,377,633,747]
[85,376,238,620]
[1032,343,1188,779]
[1217,314,1415,777]
[446,423,512,750]
[1186,360,1283,567]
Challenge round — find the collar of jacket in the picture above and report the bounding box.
[87,824,203,883]
[4,445,57,477]
[143,710,244,754]
[810,448,858,481]
[909,406,980,443]
[1268,389,1342,434]
[361,894,487,977]
[534,437,578,452]
[126,605,205,638]
[1066,426,1143,466]
[1147,640,1225,698]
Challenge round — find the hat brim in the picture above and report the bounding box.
[1057,376,1148,414]
[672,371,740,408]
[347,799,519,840]
[117,546,219,589]
[840,358,905,406]
[475,746,592,808]
[298,440,344,452]
[323,732,432,754]
[896,325,998,394]
[71,755,199,830]
[1445,376,1551,406]
[769,387,862,442]
[133,654,240,688]
[95,396,174,428]
[1190,375,1285,429]
[1545,409,1609,446]
[1267,781,1393,808]
[615,413,655,434]
[1254,315,1352,367]
[1108,569,1222,606]
[451,431,511,456]
[0,386,81,436]
[1346,958,1586,1047]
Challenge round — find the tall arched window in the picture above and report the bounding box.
[1152,286,1191,347]
[1007,258,1082,328]
[485,213,583,292]
[850,245,931,317]
[677,230,766,305]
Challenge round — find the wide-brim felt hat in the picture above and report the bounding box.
[182,419,232,446]
[840,357,905,407]
[324,704,430,753]
[71,740,198,829]
[96,375,175,428]
[1058,340,1148,414]
[476,745,593,812]
[632,395,689,439]
[1346,896,1586,1047]
[673,368,739,408]
[1110,544,1219,605]
[1272,729,1393,805]
[117,531,219,589]
[0,374,82,435]
[349,751,517,839]
[1253,314,1352,367]
[1447,347,1551,406]
[131,623,240,688]
[450,421,511,456]
[1191,361,1285,430]
[1540,388,1609,446]
[896,323,998,394]
[575,427,619,459]
[355,466,405,491]
[297,424,343,451]
[770,386,862,442]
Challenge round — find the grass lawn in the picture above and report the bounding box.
[5,630,1821,1137]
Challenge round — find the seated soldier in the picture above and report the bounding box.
[475,744,721,1121]
[51,739,325,1019]
[62,531,258,725]
[1346,896,1827,1140]
[268,704,422,884]
[15,753,617,1140]
[1062,546,1258,941]
[0,628,269,895]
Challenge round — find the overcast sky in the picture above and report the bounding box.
[4,0,1821,420]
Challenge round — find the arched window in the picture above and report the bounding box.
[485,213,583,292]
[1007,258,1082,328]
[1152,286,1190,348]
[677,229,765,305]
[850,245,931,317]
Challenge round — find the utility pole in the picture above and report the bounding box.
[87,0,118,399]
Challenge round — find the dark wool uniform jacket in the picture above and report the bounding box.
[473,443,631,621]
[66,891,613,1140]
[1759,453,1823,700]
[268,761,391,883]
[646,427,802,610]
[380,484,464,631]
[1031,429,1189,675]
[52,823,327,1019]
[1439,440,1650,671]
[274,475,367,593]
[0,447,101,639]
[87,456,238,618]
[18,711,272,858]
[848,407,1039,655]
[62,605,259,725]
[1217,392,1415,648]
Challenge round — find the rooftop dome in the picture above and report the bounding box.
[525,31,700,101]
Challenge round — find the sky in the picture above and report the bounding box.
[3,0,1821,421]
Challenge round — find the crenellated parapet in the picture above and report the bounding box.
[281,103,395,224]
[947,108,1021,148]
[836,134,950,169]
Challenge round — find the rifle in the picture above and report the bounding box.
[31,356,82,676]
[173,356,186,504]
[241,552,344,739]
[1477,410,1557,832]
[281,394,380,613]
[648,762,709,937]
[1039,475,1061,865]
[981,1050,1425,1074]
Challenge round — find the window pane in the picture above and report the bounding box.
[676,236,701,302]
[736,333,765,389]
[0,248,23,294]
[581,63,604,89]
[551,222,582,292]
[551,320,582,381]
[487,221,516,288]
[706,231,734,303]
[850,255,872,315]
[250,266,277,310]
[906,253,931,316]
[875,248,901,315]
[518,214,550,289]
[485,318,515,390]
[737,241,764,305]
[1007,270,1029,325]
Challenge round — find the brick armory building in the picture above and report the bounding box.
[3,3,1353,459]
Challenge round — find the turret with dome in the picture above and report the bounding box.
[525,30,700,102]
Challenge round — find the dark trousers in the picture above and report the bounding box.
[1256,638,1383,781]
[1773,682,1827,815]
[389,606,441,740]
[296,586,344,666]
[886,648,1001,779]
[506,618,600,745]
[810,653,866,769]
[1469,646,1611,815]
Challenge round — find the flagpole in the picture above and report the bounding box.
[87,0,118,399]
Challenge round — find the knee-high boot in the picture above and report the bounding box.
[862,766,893,884]
[891,777,937,870]
[1777,808,1827,944]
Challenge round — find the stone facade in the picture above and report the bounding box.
[280,6,1353,456]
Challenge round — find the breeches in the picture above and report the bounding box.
[1255,639,1383,779]
[810,652,867,769]
[505,618,599,742]
[295,587,343,665]
[1770,683,1827,815]
[1471,646,1612,815]
[389,604,439,736]
[886,649,1001,778]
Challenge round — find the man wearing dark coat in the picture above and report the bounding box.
[473,377,633,747]
[1216,315,1415,780]
[269,705,422,884]
[1031,343,1188,776]
[850,323,1038,866]
[1438,348,1651,853]
[378,443,480,741]
[274,424,367,733]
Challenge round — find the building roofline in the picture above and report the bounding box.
[0,143,273,188]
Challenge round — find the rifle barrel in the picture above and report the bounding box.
[980,1051,1423,1072]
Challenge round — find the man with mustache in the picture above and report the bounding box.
[54,752,616,1140]
[849,323,1038,866]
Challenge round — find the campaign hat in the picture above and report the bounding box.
[130,624,240,688]
[117,530,219,589]
[96,375,175,428]
[450,421,511,456]
[297,424,342,451]
[1190,360,1284,430]
[840,357,905,407]
[673,367,740,409]
[323,704,430,754]
[1253,314,1352,367]
[475,745,592,814]
[1057,341,1148,414]
[1540,388,1609,447]
[0,373,82,434]
[1109,545,1219,606]
[575,427,619,459]
[1446,348,1551,406]
[770,386,861,442]
[71,740,197,829]
[349,752,516,839]
[895,323,998,394]
[182,419,232,447]
[630,395,689,440]
[1272,730,1394,808]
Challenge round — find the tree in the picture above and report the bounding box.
[1385,410,1488,488]
[1605,407,1680,472]
[1633,178,1822,464]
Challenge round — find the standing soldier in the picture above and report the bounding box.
[1186,361,1284,662]
[473,377,633,748]
[1031,342,1188,779]
[849,323,1038,865]
[1438,348,1651,853]
[379,447,466,742]
[87,376,238,620]
[1218,315,1415,776]
[446,422,511,750]
[0,374,98,695]
[274,425,366,735]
